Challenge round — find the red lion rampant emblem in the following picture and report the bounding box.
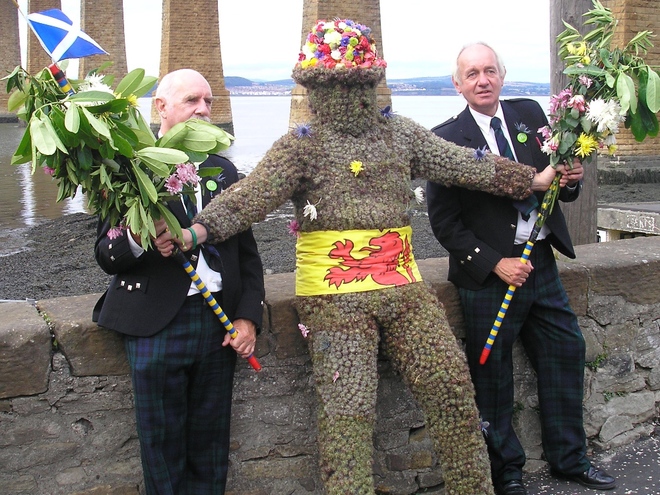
[324,231,417,288]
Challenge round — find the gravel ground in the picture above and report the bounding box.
[0,182,657,302]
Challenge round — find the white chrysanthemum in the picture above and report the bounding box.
[413,186,425,204]
[78,73,113,94]
[303,200,318,221]
[586,98,624,134]
[331,49,342,61]
[302,43,316,60]
[324,30,342,48]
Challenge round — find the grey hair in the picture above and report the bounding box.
[451,42,506,83]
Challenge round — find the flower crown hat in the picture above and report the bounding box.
[293,19,388,87]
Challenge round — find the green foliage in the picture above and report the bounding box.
[557,0,660,142]
[3,66,234,248]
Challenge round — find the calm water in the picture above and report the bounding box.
[0,95,549,255]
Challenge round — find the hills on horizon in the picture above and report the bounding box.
[224,75,550,97]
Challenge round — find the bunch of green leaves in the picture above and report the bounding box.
[557,0,660,141]
[4,66,233,247]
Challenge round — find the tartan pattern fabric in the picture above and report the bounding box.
[459,240,590,483]
[124,294,236,495]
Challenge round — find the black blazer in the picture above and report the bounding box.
[92,155,265,337]
[426,99,580,290]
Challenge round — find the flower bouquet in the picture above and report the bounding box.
[480,0,660,365]
[4,64,233,247]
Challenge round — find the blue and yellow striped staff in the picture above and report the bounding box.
[173,250,262,371]
[480,174,561,365]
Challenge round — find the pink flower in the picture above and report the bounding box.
[175,163,200,186]
[288,219,301,237]
[333,371,340,383]
[568,94,586,112]
[298,323,309,338]
[549,88,573,114]
[107,226,125,239]
[578,75,593,88]
[538,126,552,140]
[43,166,55,176]
[165,175,183,194]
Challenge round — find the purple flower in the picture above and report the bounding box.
[107,226,125,240]
[380,106,394,118]
[293,123,313,138]
[474,145,489,161]
[287,219,301,237]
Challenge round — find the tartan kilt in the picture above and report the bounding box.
[124,292,237,495]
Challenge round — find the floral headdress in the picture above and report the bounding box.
[297,19,387,70]
[293,19,387,88]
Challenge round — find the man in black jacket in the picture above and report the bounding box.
[426,43,615,495]
[93,69,264,495]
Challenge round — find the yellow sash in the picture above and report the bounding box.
[295,226,423,296]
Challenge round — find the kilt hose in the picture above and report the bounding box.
[124,292,237,495]
[458,239,591,484]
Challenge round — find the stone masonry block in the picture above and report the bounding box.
[0,302,51,398]
[38,294,129,377]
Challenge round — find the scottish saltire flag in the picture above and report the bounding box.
[26,9,106,62]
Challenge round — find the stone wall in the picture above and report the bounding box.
[1,236,659,495]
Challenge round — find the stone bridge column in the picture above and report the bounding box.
[79,0,128,82]
[0,0,20,122]
[290,0,392,126]
[152,0,233,134]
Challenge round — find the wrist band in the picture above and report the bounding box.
[187,227,198,250]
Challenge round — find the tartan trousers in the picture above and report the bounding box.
[459,240,590,485]
[124,293,237,495]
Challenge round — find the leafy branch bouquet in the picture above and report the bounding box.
[480,0,660,365]
[539,0,660,170]
[4,65,233,247]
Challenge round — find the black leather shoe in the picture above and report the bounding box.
[495,479,527,495]
[553,466,617,490]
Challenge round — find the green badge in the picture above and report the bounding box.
[206,180,218,192]
[517,132,528,144]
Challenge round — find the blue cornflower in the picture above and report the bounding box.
[515,122,531,134]
[474,145,489,160]
[293,123,313,138]
[380,106,395,118]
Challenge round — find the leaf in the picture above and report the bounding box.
[114,68,145,97]
[85,98,130,115]
[12,128,33,165]
[198,166,224,177]
[7,89,27,112]
[643,67,660,113]
[157,120,189,149]
[137,147,189,164]
[157,203,183,240]
[69,91,115,103]
[132,160,159,204]
[65,104,80,133]
[616,72,637,114]
[132,76,158,98]
[80,107,112,139]
[138,155,171,178]
[30,115,58,156]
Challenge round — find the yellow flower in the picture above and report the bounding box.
[567,42,587,56]
[127,94,138,107]
[575,133,599,158]
[581,55,591,65]
[350,160,364,176]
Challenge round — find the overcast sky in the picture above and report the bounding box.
[18,0,551,82]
